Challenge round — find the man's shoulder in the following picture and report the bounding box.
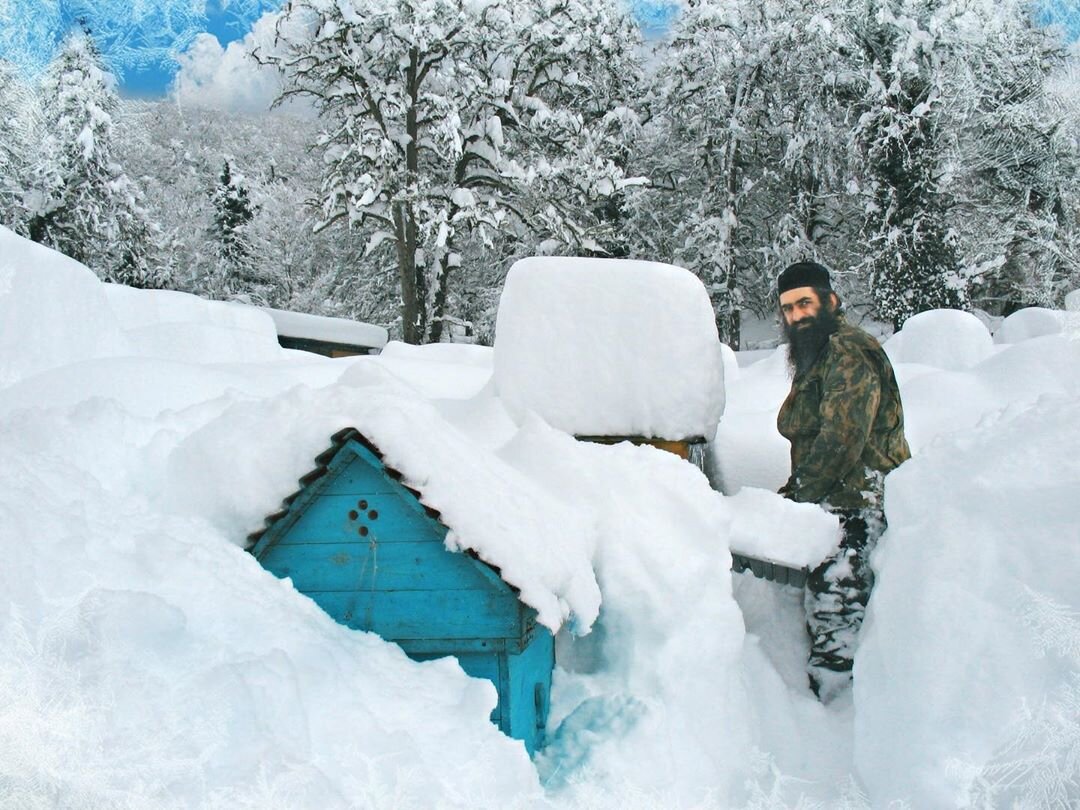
[823,319,886,372]
[828,319,887,355]
[831,318,883,349]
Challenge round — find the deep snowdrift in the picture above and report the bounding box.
[1,226,1078,808]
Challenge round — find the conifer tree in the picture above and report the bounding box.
[0,59,35,230]
[208,157,263,297]
[27,32,166,288]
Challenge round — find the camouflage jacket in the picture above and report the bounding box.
[777,317,911,511]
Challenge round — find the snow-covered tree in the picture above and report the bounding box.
[0,59,37,230]
[947,4,1079,312]
[844,0,1079,326]
[847,0,968,330]
[26,32,166,288]
[642,0,854,346]
[212,159,255,266]
[262,0,643,343]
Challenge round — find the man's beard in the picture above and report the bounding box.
[784,306,840,377]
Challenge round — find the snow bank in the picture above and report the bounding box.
[0,238,543,807]
[710,346,793,494]
[164,374,600,633]
[856,393,1080,807]
[994,305,1080,344]
[883,308,994,370]
[105,284,284,364]
[365,340,493,399]
[493,257,725,440]
[1065,288,1080,311]
[0,226,131,385]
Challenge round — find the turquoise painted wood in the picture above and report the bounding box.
[251,436,554,754]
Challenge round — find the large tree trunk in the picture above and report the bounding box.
[394,202,422,344]
[426,197,462,345]
[398,48,426,344]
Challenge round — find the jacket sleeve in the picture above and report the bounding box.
[788,348,881,504]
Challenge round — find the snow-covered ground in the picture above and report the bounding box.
[1,226,1078,808]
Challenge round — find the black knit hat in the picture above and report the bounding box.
[777,261,832,295]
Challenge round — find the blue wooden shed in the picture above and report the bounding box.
[248,427,554,754]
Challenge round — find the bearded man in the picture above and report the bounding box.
[775,261,910,702]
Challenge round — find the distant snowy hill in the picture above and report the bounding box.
[1,226,1078,808]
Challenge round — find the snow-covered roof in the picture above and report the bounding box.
[493,257,725,439]
[260,306,388,350]
[217,380,599,633]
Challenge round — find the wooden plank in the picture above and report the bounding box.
[505,629,555,754]
[310,589,523,640]
[273,493,440,545]
[260,539,505,593]
[324,455,402,496]
[730,550,808,588]
[397,637,511,655]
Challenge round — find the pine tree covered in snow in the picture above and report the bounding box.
[946,6,1080,313]
[261,0,643,343]
[0,59,36,231]
[25,33,166,289]
[209,157,269,299]
[848,0,967,330]
[212,159,255,268]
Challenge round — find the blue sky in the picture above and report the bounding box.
[0,1,682,97]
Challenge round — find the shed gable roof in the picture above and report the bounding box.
[249,426,444,550]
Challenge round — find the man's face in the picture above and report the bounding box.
[779,286,825,329]
[779,286,840,376]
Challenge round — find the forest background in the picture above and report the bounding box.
[2,0,1080,348]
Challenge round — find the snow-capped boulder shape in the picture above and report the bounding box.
[884,309,993,371]
[493,257,725,439]
[0,226,131,386]
[1066,289,1080,312]
[104,284,283,364]
[994,306,1080,344]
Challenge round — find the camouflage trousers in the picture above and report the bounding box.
[805,510,884,702]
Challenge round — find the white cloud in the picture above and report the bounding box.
[171,11,306,116]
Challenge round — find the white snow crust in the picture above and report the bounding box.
[493,257,725,440]
[993,304,1080,344]
[105,283,285,364]
[2,226,1078,809]
[260,305,389,350]
[883,308,995,370]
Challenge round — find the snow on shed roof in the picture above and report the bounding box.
[493,257,725,440]
[190,376,599,633]
[260,306,389,350]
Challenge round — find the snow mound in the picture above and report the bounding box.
[727,487,840,569]
[364,340,493,399]
[105,284,284,364]
[0,226,131,386]
[1065,288,1080,312]
[994,305,1080,344]
[884,309,994,370]
[493,257,725,439]
[857,394,1080,807]
[164,371,600,633]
